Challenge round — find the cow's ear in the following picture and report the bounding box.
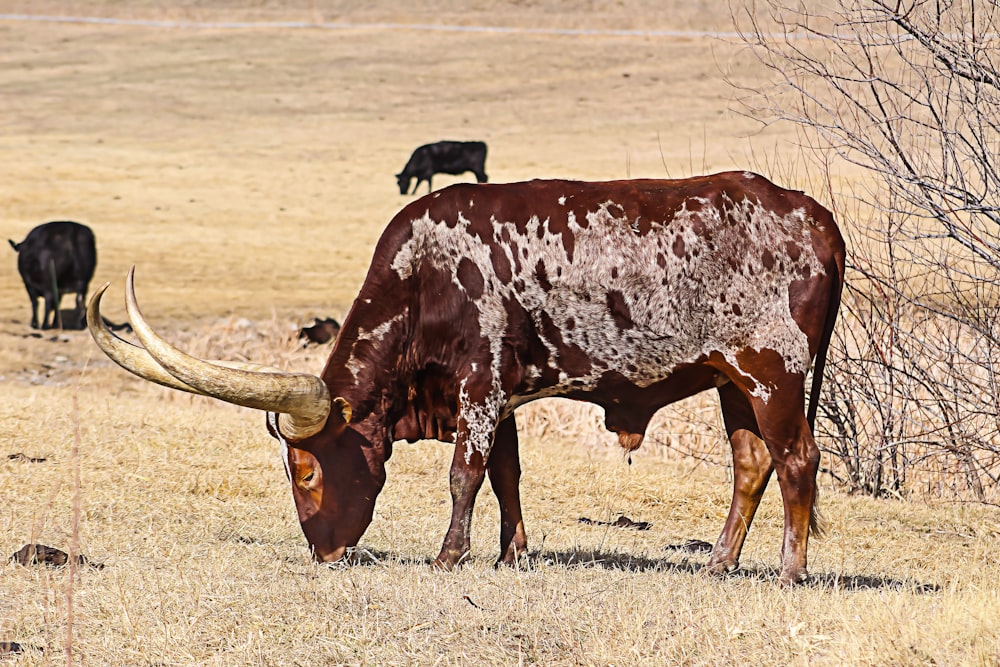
[332,397,352,426]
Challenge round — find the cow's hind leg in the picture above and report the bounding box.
[73,290,87,329]
[25,288,41,329]
[41,290,58,329]
[487,414,528,566]
[752,384,820,586]
[705,382,774,576]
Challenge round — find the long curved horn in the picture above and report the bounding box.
[89,283,313,390]
[88,282,206,395]
[109,268,330,441]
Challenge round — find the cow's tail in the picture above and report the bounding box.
[806,246,845,539]
[49,258,63,330]
[806,251,845,432]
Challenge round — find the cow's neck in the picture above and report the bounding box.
[320,293,409,429]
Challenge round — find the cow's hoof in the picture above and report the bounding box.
[431,550,467,571]
[494,551,531,570]
[779,568,810,587]
[702,559,739,577]
[430,559,453,572]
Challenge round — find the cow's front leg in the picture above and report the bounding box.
[433,444,487,570]
[433,378,501,570]
[488,414,528,566]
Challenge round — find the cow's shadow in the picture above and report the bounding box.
[536,549,940,592]
[329,547,939,593]
[15,309,132,333]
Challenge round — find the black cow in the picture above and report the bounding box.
[396,141,488,195]
[9,221,97,330]
[298,317,341,346]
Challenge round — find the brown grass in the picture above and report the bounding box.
[2,3,1000,665]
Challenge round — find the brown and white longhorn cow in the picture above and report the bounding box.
[89,172,845,585]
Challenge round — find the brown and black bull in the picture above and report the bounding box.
[89,172,845,585]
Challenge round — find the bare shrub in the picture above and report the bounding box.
[734,0,1000,501]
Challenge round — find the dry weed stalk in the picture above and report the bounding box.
[65,390,81,666]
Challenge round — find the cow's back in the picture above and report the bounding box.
[15,221,96,290]
[384,173,842,398]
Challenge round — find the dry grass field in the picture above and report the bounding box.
[2,2,1000,665]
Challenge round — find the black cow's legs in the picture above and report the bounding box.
[73,291,86,328]
[42,292,58,329]
[26,290,40,329]
[487,414,528,566]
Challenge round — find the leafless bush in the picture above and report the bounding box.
[735,0,1000,501]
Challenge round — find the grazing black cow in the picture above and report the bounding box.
[396,141,488,195]
[298,317,341,346]
[9,221,97,330]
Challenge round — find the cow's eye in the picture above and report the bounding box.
[301,471,315,484]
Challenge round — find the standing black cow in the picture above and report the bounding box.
[9,221,97,330]
[396,141,488,195]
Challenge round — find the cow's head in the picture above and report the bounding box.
[395,173,410,195]
[88,268,384,563]
[264,399,387,563]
